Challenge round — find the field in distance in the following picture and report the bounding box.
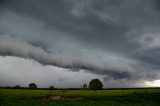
[0,88,160,106]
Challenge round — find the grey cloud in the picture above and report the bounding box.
[1,35,155,82]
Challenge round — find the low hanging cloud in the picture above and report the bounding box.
[0,35,158,82]
[0,35,132,79]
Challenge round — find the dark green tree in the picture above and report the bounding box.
[14,85,20,89]
[89,79,103,90]
[83,84,87,89]
[49,86,54,90]
[29,83,37,89]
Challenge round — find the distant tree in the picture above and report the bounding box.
[83,84,87,89]
[89,79,103,90]
[14,85,20,89]
[6,86,11,89]
[29,83,37,89]
[49,86,54,90]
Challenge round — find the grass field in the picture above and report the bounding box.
[0,88,160,106]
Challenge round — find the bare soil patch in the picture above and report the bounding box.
[46,95,83,101]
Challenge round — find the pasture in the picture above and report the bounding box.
[0,88,160,106]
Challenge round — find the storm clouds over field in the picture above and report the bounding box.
[0,0,160,88]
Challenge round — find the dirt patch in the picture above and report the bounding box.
[46,95,61,100]
[46,95,83,101]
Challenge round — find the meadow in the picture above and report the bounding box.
[0,88,160,106]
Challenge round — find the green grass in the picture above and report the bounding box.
[0,89,160,106]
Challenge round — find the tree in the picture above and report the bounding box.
[14,85,20,89]
[89,79,103,90]
[49,86,54,90]
[29,83,37,89]
[83,84,87,89]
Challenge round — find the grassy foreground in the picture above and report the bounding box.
[0,88,160,106]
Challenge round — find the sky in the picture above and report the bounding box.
[0,0,160,88]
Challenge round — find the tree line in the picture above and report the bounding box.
[2,78,103,90]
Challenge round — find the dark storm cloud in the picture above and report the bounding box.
[86,69,131,80]
[0,0,160,87]
[0,0,6,4]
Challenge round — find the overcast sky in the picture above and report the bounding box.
[0,0,160,88]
